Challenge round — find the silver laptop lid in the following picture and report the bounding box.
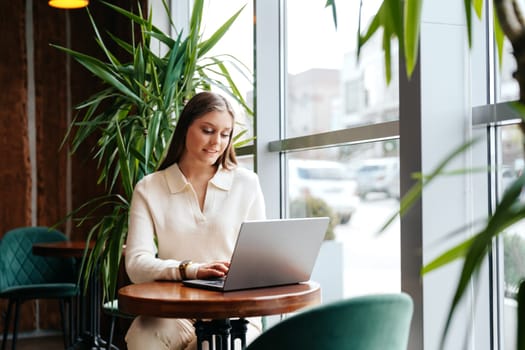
[222,217,329,291]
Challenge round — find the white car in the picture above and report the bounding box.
[356,157,400,199]
[287,159,360,224]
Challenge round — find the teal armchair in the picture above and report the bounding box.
[0,227,79,350]
[247,293,413,350]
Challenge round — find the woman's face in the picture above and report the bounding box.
[183,110,233,166]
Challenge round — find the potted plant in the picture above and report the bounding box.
[289,195,344,303]
[289,195,338,241]
[56,0,252,302]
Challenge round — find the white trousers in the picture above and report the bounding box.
[125,316,262,350]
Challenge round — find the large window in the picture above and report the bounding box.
[281,0,401,300]
[253,0,505,348]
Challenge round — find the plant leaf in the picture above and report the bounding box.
[325,0,337,29]
[52,45,142,103]
[421,237,475,274]
[493,5,505,70]
[358,0,403,83]
[404,0,422,77]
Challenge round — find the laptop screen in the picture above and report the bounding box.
[183,217,329,291]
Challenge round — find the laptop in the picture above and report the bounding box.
[182,217,329,292]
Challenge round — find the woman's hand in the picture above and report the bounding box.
[196,261,230,279]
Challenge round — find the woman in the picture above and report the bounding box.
[125,91,266,350]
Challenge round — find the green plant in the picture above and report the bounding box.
[289,195,337,240]
[56,0,252,302]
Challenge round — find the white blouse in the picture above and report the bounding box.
[125,163,266,283]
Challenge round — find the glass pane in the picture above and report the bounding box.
[284,140,400,302]
[498,124,525,350]
[498,39,519,102]
[236,154,254,172]
[285,0,399,138]
[202,0,254,145]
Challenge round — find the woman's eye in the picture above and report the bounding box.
[221,133,231,138]
[203,128,214,134]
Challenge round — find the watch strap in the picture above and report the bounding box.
[179,259,192,280]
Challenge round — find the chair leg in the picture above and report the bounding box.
[69,297,75,346]
[59,299,68,349]
[106,315,115,350]
[1,300,13,350]
[11,301,21,350]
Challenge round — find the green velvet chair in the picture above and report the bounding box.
[247,293,413,350]
[0,227,79,350]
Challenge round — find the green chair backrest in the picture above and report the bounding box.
[0,226,77,292]
[247,293,413,350]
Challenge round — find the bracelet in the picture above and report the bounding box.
[179,259,192,280]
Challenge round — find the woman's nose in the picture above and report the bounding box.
[210,133,220,144]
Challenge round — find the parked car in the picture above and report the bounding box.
[500,165,518,195]
[355,157,400,199]
[287,159,359,224]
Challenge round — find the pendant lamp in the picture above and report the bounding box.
[48,0,89,9]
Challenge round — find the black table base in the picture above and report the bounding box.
[194,318,248,350]
[68,334,119,350]
[68,264,117,350]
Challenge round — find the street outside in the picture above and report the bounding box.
[334,193,401,297]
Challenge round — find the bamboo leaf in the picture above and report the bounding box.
[493,7,505,70]
[382,30,392,84]
[144,110,162,174]
[134,45,145,90]
[384,0,403,37]
[358,0,403,83]
[404,0,422,77]
[422,237,475,274]
[52,45,142,103]
[114,119,133,199]
[105,30,134,55]
[464,0,473,47]
[100,0,163,36]
[325,0,337,29]
[208,59,243,106]
[86,7,120,68]
[147,30,177,48]
[473,0,483,18]
[358,10,381,58]
[189,0,204,42]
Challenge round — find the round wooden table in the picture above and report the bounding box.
[119,281,321,350]
[32,240,94,258]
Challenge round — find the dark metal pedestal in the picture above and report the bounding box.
[194,318,248,350]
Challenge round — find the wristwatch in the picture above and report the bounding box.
[179,259,193,280]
